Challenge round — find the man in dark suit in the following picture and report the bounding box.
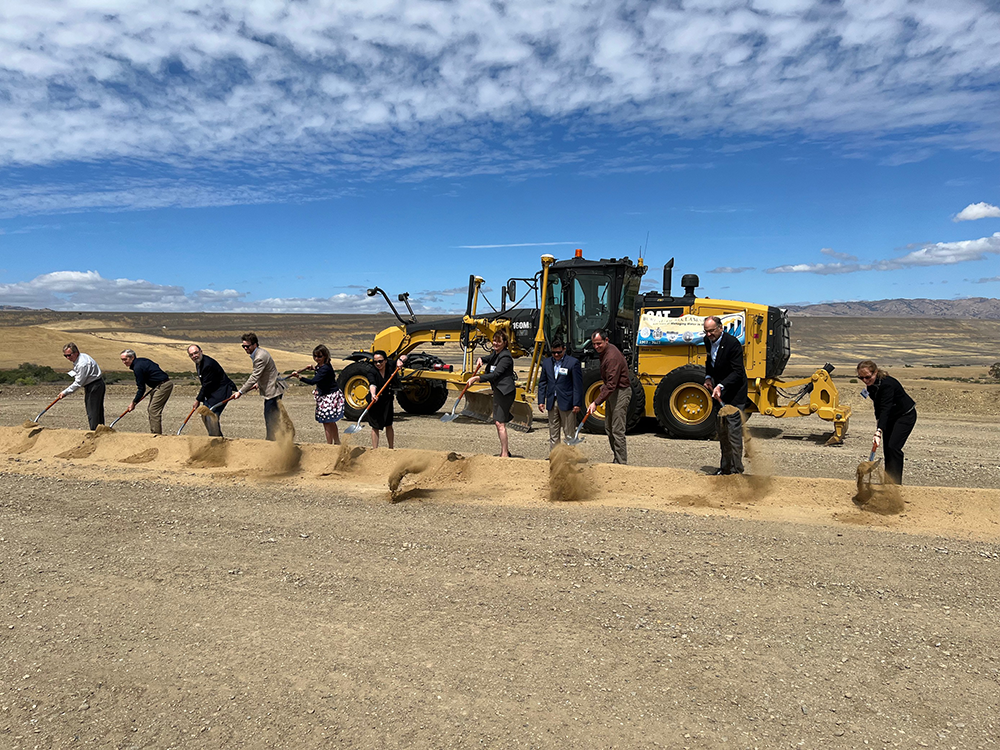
[188,345,236,437]
[537,338,584,450]
[703,316,748,475]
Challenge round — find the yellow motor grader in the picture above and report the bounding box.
[337,252,850,443]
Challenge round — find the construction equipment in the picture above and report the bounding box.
[344,251,850,443]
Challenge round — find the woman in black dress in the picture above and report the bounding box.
[292,344,344,445]
[466,331,516,458]
[367,350,407,449]
[856,359,917,485]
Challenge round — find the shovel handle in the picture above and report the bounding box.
[176,404,198,435]
[456,363,483,400]
[35,394,63,420]
[370,362,405,404]
[212,384,256,411]
[110,391,149,428]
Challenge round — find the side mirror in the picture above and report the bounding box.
[507,279,516,302]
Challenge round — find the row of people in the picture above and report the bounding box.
[49,323,916,482]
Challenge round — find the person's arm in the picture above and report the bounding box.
[594,353,625,405]
[480,353,510,384]
[572,360,584,411]
[195,361,212,403]
[61,366,86,397]
[716,342,746,394]
[240,352,264,394]
[537,362,549,408]
[874,379,897,433]
[133,362,146,404]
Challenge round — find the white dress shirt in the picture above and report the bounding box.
[61,352,103,396]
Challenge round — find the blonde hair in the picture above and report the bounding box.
[856,359,887,380]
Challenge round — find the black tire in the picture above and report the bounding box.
[338,361,375,422]
[581,367,646,434]
[653,364,718,439]
[396,353,449,415]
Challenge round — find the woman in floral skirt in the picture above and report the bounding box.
[292,344,344,445]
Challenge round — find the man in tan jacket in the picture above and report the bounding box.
[232,332,286,440]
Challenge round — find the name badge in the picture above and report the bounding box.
[557,366,569,376]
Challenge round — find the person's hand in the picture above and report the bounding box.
[704,378,713,390]
[232,391,242,400]
[572,406,580,414]
[466,375,480,386]
[291,372,300,379]
[398,355,407,364]
[192,399,200,409]
[538,403,546,413]
[586,402,597,416]
[126,402,135,413]
[370,394,378,403]
[475,357,483,370]
[872,428,883,449]
[711,385,723,402]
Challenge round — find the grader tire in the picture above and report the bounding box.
[581,368,646,435]
[397,379,449,415]
[338,362,374,422]
[653,364,718,439]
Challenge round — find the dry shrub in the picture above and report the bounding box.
[548,443,589,502]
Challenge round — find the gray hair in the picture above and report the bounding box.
[63,342,79,355]
[120,349,136,359]
[187,344,202,354]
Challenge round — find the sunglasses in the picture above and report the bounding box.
[551,350,564,355]
[241,344,252,349]
[63,353,73,358]
[373,358,386,364]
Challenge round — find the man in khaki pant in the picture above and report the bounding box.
[585,330,632,464]
[121,349,174,434]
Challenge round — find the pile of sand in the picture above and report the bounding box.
[188,438,229,468]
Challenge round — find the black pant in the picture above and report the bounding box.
[264,396,282,441]
[718,407,745,474]
[883,408,916,485]
[201,399,227,437]
[84,378,106,430]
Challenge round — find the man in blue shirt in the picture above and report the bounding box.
[121,349,173,434]
[537,338,584,450]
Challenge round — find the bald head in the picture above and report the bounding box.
[187,345,203,364]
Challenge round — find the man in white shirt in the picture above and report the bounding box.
[58,343,106,430]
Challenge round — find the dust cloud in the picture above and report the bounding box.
[188,438,229,468]
[548,443,590,502]
[265,401,300,474]
[389,455,435,498]
[854,460,905,515]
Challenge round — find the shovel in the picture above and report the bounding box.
[33,394,63,423]
[441,364,482,422]
[109,391,150,429]
[176,404,199,435]
[855,431,883,503]
[345,362,404,434]
[565,412,591,445]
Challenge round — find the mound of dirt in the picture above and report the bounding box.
[188,438,229,468]
[55,436,98,459]
[22,420,40,429]
[548,443,590,502]
[120,448,159,464]
[388,451,466,502]
[333,443,365,473]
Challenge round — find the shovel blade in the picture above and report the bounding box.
[344,422,365,434]
[565,433,585,446]
[33,411,46,422]
[440,412,461,423]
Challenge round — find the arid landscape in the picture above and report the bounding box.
[2,311,1000,748]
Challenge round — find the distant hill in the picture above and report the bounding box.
[0,305,34,311]
[785,297,1000,319]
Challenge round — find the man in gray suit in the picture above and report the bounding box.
[232,332,286,440]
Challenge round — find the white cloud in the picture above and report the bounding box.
[0,1,998,214]
[820,247,858,261]
[973,276,1000,283]
[954,202,1000,222]
[0,269,460,314]
[709,266,755,273]
[766,232,1000,274]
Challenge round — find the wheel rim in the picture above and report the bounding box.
[669,383,711,425]
[344,375,371,410]
[584,382,606,419]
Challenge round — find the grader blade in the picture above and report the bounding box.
[460,391,534,432]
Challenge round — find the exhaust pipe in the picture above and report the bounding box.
[662,258,674,296]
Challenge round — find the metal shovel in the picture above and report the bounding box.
[176,404,199,435]
[441,364,482,422]
[108,390,151,429]
[565,412,591,445]
[345,362,404,434]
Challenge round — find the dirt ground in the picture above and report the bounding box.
[2,313,1000,747]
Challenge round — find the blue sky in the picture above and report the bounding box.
[0,0,998,313]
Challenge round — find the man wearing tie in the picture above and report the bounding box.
[537,338,584,450]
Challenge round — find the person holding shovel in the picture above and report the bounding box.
[703,315,747,475]
[56,343,106,430]
[366,350,407,449]
[232,332,285,441]
[121,349,173,434]
[291,344,344,445]
[585,330,631,464]
[537,337,583,450]
[856,359,916,485]
[466,331,516,458]
[188,345,235,437]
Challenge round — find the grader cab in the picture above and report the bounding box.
[339,251,850,444]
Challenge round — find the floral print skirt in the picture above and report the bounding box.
[314,389,345,424]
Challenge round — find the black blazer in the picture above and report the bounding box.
[480,349,516,397]
[704,331,748,408]
[196,354,236,406]
[868,374,915,433]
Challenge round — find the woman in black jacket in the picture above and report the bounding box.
[857,359,917,485]
[292,344,344,445]
[467,330,516,457]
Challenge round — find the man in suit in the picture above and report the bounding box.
[537,338,584,450]
[188,345,236,437]
[232,332,286,441]
[703,316,748,475]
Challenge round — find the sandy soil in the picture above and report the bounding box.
[2,313,1000,747]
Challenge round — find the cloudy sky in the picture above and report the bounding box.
[0,0,998,313]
